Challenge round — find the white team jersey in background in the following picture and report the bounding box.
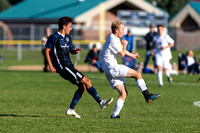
[153,33,174,59]
[99,33,122,70]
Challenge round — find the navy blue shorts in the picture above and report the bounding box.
[59,65,84,85]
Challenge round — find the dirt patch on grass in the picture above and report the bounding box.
[8,65,99,72]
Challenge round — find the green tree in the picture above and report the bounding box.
[147,0,189,16]
[0,0,11,13]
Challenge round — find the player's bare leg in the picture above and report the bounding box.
[111,83,127,119]
[126,68,142,80]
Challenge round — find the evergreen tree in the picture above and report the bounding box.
[0,0,11,12]
[146,0,189,16]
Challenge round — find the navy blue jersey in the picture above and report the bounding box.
[45,32,75,72]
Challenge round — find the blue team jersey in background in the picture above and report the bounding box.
[123,34,134,52]
[45,32,75,72]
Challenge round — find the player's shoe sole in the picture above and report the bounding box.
[146,93,161,103]
[111,115,120,119]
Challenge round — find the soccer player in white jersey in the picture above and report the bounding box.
[152,24,174,87]
[99,20,161,119]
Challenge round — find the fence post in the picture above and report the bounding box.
[76,44,80,61]
[17,42,22,61]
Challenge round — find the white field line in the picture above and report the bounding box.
[193,101,200,108]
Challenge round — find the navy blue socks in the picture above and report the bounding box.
[87,86,102,103]
[70,90,82,109]
[70,86,101,109]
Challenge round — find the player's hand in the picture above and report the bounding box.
[151,50,154,56]
[50,66,56,73]
[161,46,167,50]
[92,59,97,63]
[133,53,140,59]
[121,39,128,47]
[75,48,82,53]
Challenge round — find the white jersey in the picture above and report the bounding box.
[186,56,195,66]
[153,33,174,59]
[99,33,122,70]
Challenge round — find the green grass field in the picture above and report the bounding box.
[0,49,200,132]
[0,70,200,132]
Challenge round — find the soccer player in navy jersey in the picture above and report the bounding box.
[45,16,113,118]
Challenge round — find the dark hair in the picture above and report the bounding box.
[157,24,164,28]
[58,16,72,30]
[150,24,154,28]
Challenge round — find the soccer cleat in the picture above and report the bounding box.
[100,98,113,109]
[168,77,172,83]
[111,115,120,119]
[146,93,161,103]
[66,108,81,118]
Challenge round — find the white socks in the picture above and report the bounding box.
[136,79,147,92]
[157,71,163,86]
[165,70,170,78]
[111,98,124,117]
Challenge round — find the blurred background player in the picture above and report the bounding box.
[45,16,113,118]
[178,50,200,74]
[122,29,136,69]
[152,24,174,87]
[41,27,51,72]
[99,20,161,119]
[185,50,199,75]
[143,24,157,73]
[84,44,103,72]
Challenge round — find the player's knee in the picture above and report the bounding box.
[85,78,92,87]
[120,91,127,100]
[134,71,142,80]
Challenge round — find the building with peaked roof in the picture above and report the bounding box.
[0,0,167,44]
[169,1,200,50]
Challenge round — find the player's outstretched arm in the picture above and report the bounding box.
[45,48,56,73]
[125,50,140,59]
[161,43,174,50]
[70,48,82,55]
[119,39,128,57]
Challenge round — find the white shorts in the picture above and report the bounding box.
[155,55,170,69]
[104,65,129,89]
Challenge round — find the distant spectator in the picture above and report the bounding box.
[143,24,157,73]
[178,53,187,71]
[84,44,103,72]
[0,53,4,63]
[123,29,134,52]
[186,50,199,74]
[41,28,51,72]
[122,30,136,69]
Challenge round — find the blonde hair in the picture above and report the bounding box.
[111,20,124,33]
[187,50,194,57]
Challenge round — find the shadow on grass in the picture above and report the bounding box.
[0,114,65,119]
